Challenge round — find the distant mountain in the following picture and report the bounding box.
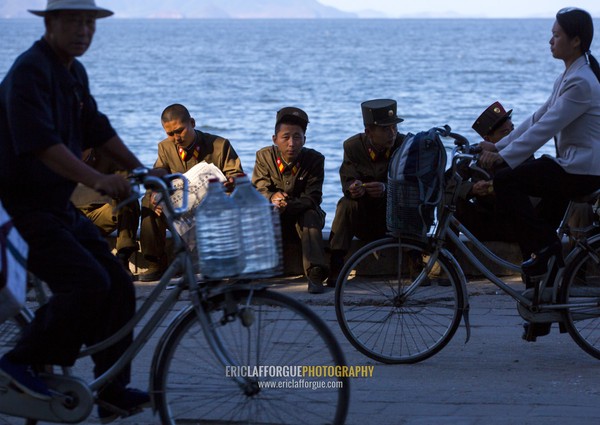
[0,0,358,19]
[354,9,388,19]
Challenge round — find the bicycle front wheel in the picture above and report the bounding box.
[560,237,600,359]
[335,237,464,364]
[153,288,349,425]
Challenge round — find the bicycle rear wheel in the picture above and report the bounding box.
[335,237,464,364]
[560,237,600,359]
[153,288,349,425]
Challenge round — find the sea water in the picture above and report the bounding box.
[1,18,597,228]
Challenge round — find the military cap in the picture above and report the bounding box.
[276,107,309,130]
[472,101,513,138]
[361,99,404,127]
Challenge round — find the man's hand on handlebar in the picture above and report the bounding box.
[94,173,131,200]
[478,141,497,152]
[478,151,505,169]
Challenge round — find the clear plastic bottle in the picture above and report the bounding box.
[195,178,245,279]
[231,174,281,276]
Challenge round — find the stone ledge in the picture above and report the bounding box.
[106,231,522,278]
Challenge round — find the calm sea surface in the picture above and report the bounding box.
[1,18,598,228]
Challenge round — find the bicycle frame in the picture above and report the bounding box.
[428,147,600,321]
[2,171,350,424]
[78,173,255,392]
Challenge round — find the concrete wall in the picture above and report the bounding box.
[107,231,522,279]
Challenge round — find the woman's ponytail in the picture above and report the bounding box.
[587,52,600,83]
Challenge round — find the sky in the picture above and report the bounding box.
[318,0,600,18]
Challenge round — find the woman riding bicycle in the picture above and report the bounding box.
[479,8,600,339]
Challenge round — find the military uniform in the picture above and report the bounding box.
[328,99,405,284]
[140,129,242,263]
[252,145,327,275]
[444,101,519,242]
[329,132,404,250]
[74,149,141,265]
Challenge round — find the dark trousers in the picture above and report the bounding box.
[455,197,519,243]
[7,205,135,389]
[494,157,600,257]
[329,196,387,253]
[140,192,167,261]
[280,208,326,274]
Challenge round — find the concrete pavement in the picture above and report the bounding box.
[2,275,600,424]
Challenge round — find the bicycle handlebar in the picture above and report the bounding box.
[437,126,491,181]
[114,168,189,219]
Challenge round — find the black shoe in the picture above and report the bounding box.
[307,265,327,294]
[98,387,151,424]
[0,355,51,400]
[138,268,165,282]
[117,248,135,278]
[522,322,552,342]
[521,241,563,277]
[138,259,167,282]
[308,280,325,294]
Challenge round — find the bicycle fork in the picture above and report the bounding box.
[196,290,261,397]
[393,244,472,344]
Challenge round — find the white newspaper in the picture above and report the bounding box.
[167,162,226,250]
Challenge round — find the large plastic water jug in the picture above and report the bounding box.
[231,174,281,276]
[195,178,245,278]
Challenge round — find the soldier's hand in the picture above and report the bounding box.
[271,191,288,212]
[150,192,163,216]
[471,180,492,197]
[223,177,235,193]
[348,180,365,198]
[364,181,386,198]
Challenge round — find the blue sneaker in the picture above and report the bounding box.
[0,355,52,400]
[98,387,151,424]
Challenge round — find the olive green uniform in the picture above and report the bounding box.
[75,149,140,256]
[329,132,404,252]
[141,130,243,261]
[252,145,326,274]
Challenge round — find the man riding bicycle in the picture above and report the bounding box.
[0,0,152,422]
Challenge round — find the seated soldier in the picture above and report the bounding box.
[139,104,243,281]
[454,101,594,255]
[252,107,329,294]
[72,148,140,277]
[327,99,406,285]
[447,101,519,242]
